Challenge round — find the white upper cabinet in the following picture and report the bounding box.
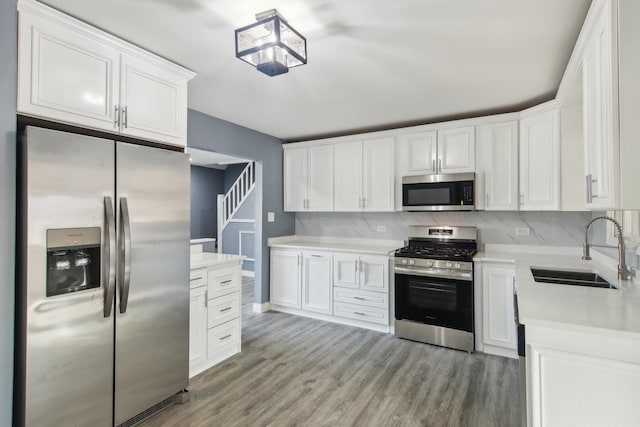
[17,0,194,147]
[579,0,640,210]
[17,6,121,132]
[284,145,334,212]
[396,127,475,176]
[583,3,615,210]
[334,138,394,212]
[437,127,476,173]
[118,54,187,146]
[284,147,307,212]
[476,121,519,211]
[334,141,363,211]
[519,110,560,211]
[396,131,438,175]
[362,138,395,212]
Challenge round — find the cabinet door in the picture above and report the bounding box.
[359,255,389,293]
[334,141,363,211]
[519,110,560,210]
[119,53,188,147]
[437,127,476,173]
[270,250,301,308]
[284,148,308,212]
[18,9,120,132]
[478,122,519,211]
[307,145,334,211]
[333,254,359,289]
[397,131,437,175]
[302,252,332,314]
[189,285,207,374]
[583,5,616,210]
[482,265,516,351]
[362,137,395,212]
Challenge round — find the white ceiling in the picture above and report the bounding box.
[186,147,250,169]
[41,0,592,141]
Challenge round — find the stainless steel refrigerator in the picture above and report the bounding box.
[16,126,190,426]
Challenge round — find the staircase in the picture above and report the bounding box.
[217,162,256,252]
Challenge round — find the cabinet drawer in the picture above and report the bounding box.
[207,266,240,298]
[190,268,206,288]
[207,319,240,359]
[333,301,389,325]
[207,292,240,329]
[333,287,388,310]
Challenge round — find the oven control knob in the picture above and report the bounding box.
[427,261,433,267]
[455,263,461,269]
[401,259,408,265]
[446,262,452,268]
[409,259,416,265]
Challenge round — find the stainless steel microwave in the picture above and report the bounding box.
[402,173,475,211]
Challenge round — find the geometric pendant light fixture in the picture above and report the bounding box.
[235,9,307,76]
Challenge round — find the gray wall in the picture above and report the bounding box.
[224,162,249,192]
[188,109,295,303]
[0,0,17,423]
[190,165,224,239]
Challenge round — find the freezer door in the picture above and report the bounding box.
[114,142,190,425]
[19,126,115,427]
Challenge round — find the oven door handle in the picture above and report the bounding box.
[394,266,472,281]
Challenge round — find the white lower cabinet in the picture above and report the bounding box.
[189,276,207,369]
[270,248,391,332]
[270,249,302,308]
[189,261,242,378]
[526,324,640,427]
[475,262,517,358]
[302,252,332,315]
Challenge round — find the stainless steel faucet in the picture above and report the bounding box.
[582,216,631,280]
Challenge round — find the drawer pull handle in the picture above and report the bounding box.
[190,277,202,282]
[354,312,366,316]
[220,334,232,340]
[220,307,232,312]
[353,296,365,300]
[221,279,232,284]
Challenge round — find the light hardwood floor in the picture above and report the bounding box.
[139,278,520,427]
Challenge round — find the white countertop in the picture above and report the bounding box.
[475,245,640,338]
[190,252,245,270]
[268,235,404,255]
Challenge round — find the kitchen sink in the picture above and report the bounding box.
[530,268,616,289]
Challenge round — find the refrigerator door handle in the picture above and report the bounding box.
[119,197,132,313]
[104,196,116,317]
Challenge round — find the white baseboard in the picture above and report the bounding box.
[242,270,255,278]
[268,304,391,334]
[252,302,271,313]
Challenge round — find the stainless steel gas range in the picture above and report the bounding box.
[394,225,477,352]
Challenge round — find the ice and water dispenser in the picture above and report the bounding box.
[46,227,101,297]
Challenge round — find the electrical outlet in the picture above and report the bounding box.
[515,227,530,236]
[376,225,387,233]
[267,212,275,222]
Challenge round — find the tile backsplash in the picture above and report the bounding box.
[295,211,607,249]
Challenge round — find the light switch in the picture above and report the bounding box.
[267,212,275,222]
[515,227,530,236]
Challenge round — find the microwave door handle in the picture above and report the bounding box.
[118,197,132,314]
[432,159,436,172]
[103,196,116,317]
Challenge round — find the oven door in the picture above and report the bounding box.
[395,271,473,332]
